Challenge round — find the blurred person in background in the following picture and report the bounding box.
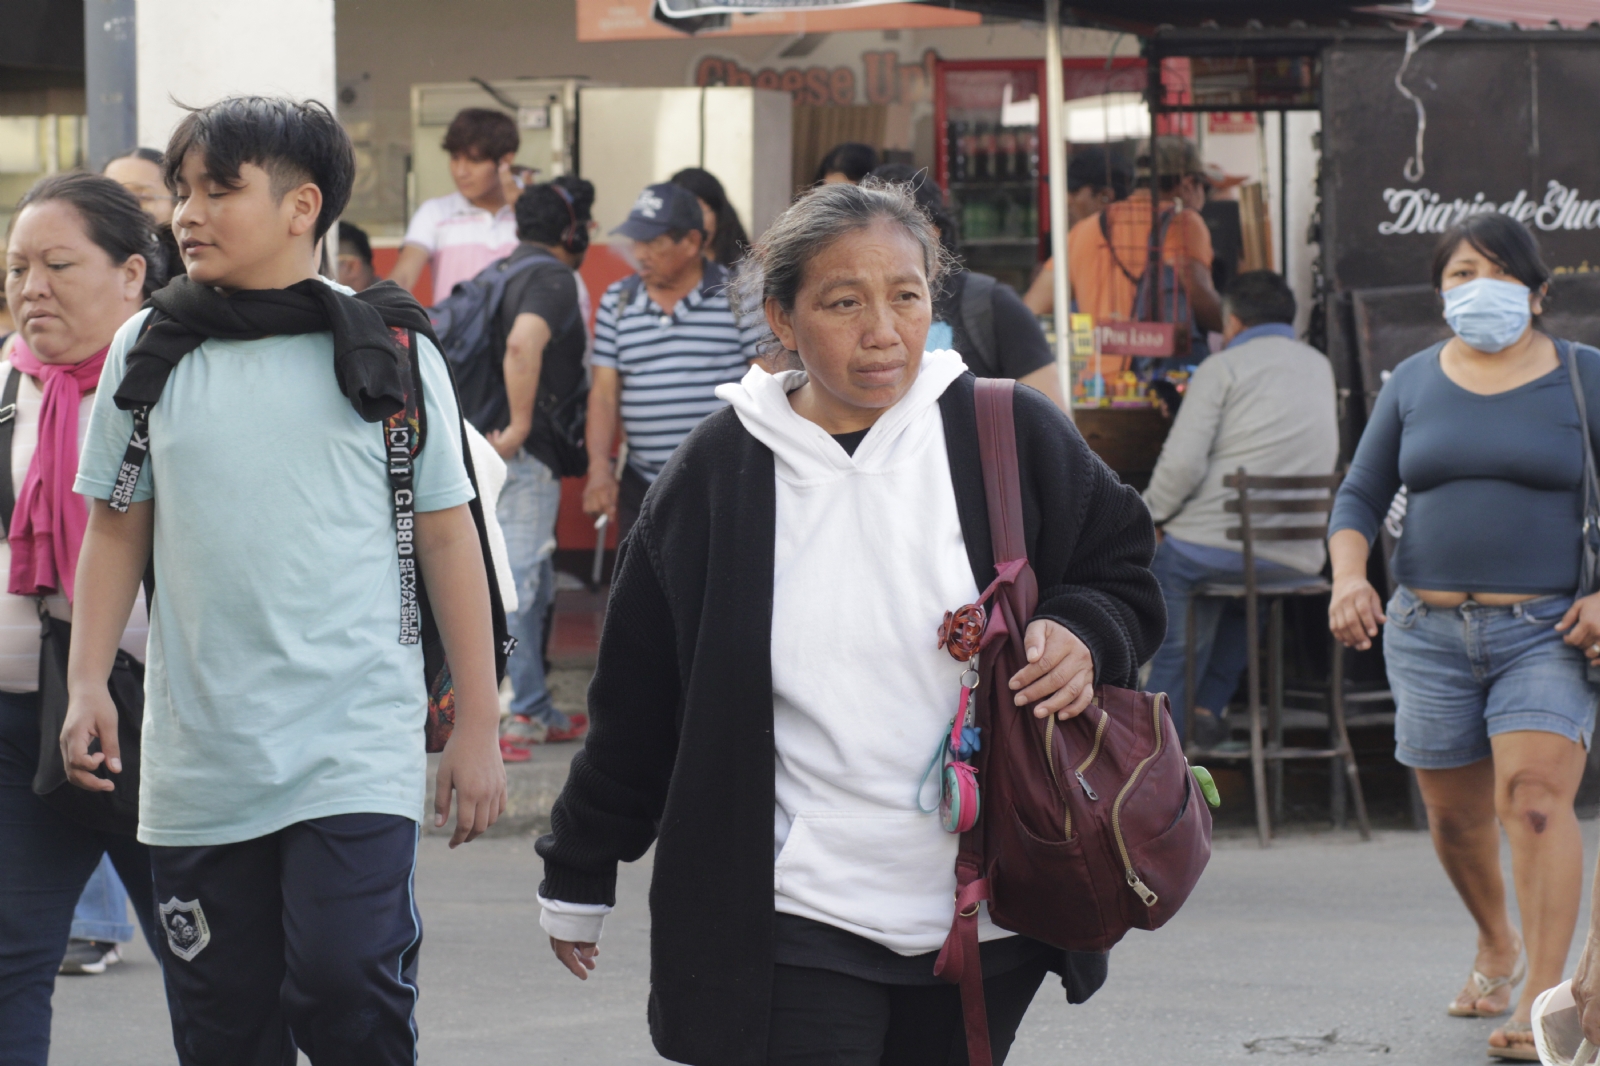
[1329,215,1598,1061]
[672,167,749,266]
[582,183,762,542]
[490,181,595,753]
[875,163,1064,410]
[1065,136,1222,348]
[0,171,164,1065]
[1141,271,1337,745]
[1022,146,1132,316]
[103,147,182,287]
[335,222,379,292]
[389,108,520,303]
[815,142,877,186]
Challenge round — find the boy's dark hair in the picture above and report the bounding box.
[442,108,519,162]
[1068,146,1132,201]
[516,183,590,251]
[338,221,373,266]
[1430,212,1550,292]
[551,174,595,221]
[11,171,169,297]
[1222,270,1296,328]
[815,142,877,185]
[163,96,354,241]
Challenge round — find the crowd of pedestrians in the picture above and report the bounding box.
[3,85,1600,1066]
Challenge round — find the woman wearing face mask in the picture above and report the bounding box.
[534,180,1164,1065]
[0,172,165,1060]
[1327,214,1597,1062]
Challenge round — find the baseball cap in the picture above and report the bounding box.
[610,182,705,241]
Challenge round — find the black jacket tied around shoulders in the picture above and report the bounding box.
[536,373,1165,1066]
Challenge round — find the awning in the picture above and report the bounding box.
[1400,1,1600,27]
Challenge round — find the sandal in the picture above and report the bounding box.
[1448,948,1526,1018]
[1487,1019,1539,1061]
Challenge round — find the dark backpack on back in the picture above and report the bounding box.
[431,251,591,478]
[956,271,998,375]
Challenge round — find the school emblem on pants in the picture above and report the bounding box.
[158,897,211,962]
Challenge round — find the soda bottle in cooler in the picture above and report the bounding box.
[972,122,990,181]
[948,120,968,183]
[996,128,1017,181]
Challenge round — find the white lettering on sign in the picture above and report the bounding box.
[1379,181,1600,236]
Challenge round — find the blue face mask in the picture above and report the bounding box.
[1441,277,1532,353]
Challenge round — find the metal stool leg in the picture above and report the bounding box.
[1328,632,1347,830]
[1329,640,1371,840]
[1184,597,1198,752]
[1246,581,1269,847]
[1269,597,1285,825]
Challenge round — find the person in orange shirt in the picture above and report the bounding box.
[1070,136,1221,336]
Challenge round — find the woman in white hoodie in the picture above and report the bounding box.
[535,180,1164,1066]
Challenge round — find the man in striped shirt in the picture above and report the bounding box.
[583,182,762,537]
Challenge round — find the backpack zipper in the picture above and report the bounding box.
[1075,707,1110,777]
[1111,696,1164,908]
[1044,716,1072,838]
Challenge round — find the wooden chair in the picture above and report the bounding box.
[1183,469,1372,847]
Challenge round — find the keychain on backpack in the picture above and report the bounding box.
[918,658,982,834]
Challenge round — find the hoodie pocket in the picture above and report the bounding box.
[774,810,957,941]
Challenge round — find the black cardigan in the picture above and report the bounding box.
[537,374,1165,1066]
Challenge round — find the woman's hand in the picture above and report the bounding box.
[1556,592,1600,664]
[1329,576,1386,651]
[550,937,599,980]
[1009,620,1095,720]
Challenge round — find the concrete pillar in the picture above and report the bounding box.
[134,0,336,152]
[84,0,137,171]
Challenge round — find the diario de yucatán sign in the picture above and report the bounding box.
[1322,35,1600,288]
[1380,183,1600,239]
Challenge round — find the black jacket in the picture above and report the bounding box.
[536,374,1164,1065]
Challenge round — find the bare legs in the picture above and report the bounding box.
[1416,731,1588,1052]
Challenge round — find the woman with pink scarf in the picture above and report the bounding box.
[0,171,169,1060]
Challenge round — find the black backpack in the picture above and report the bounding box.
[430,250,589,478]
[107,310,515,753]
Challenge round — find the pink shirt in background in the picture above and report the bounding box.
[402,191,518,305]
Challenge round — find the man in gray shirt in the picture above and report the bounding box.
[1142,271,1339,746]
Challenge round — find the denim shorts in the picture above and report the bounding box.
[1384,586,1598,769]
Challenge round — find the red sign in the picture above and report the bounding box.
[1207,111,1258,135]
[1097,321,1179,357]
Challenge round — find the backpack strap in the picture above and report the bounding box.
[959,273,998,376]
[107,312,161,515]
[0,365,22,531]
[933,377,1037,1066]
[619,273,645,311]
[385,327,424,646]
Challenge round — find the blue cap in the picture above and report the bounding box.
[610,182,705,242]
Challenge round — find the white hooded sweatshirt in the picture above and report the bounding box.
[537,349,1015,952]
[717,348,1013,955]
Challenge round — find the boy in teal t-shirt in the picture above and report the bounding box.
[62,97,506,1064]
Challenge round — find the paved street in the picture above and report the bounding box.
[48,818,1599,1064]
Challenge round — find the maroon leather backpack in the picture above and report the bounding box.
[933,379,1212,1066]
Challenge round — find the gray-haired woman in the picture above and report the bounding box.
[533,179,1165,1065]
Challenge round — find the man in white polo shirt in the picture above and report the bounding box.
[389,108,520,304]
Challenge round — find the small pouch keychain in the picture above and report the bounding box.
[918,603,988,834]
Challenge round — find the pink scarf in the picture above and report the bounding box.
[7,339,109,602]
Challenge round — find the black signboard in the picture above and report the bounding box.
[1323,34,1600,291]
[1320,31,1600,418]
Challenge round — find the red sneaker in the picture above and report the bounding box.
[499,735,533,763]
[543,714,589,744]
